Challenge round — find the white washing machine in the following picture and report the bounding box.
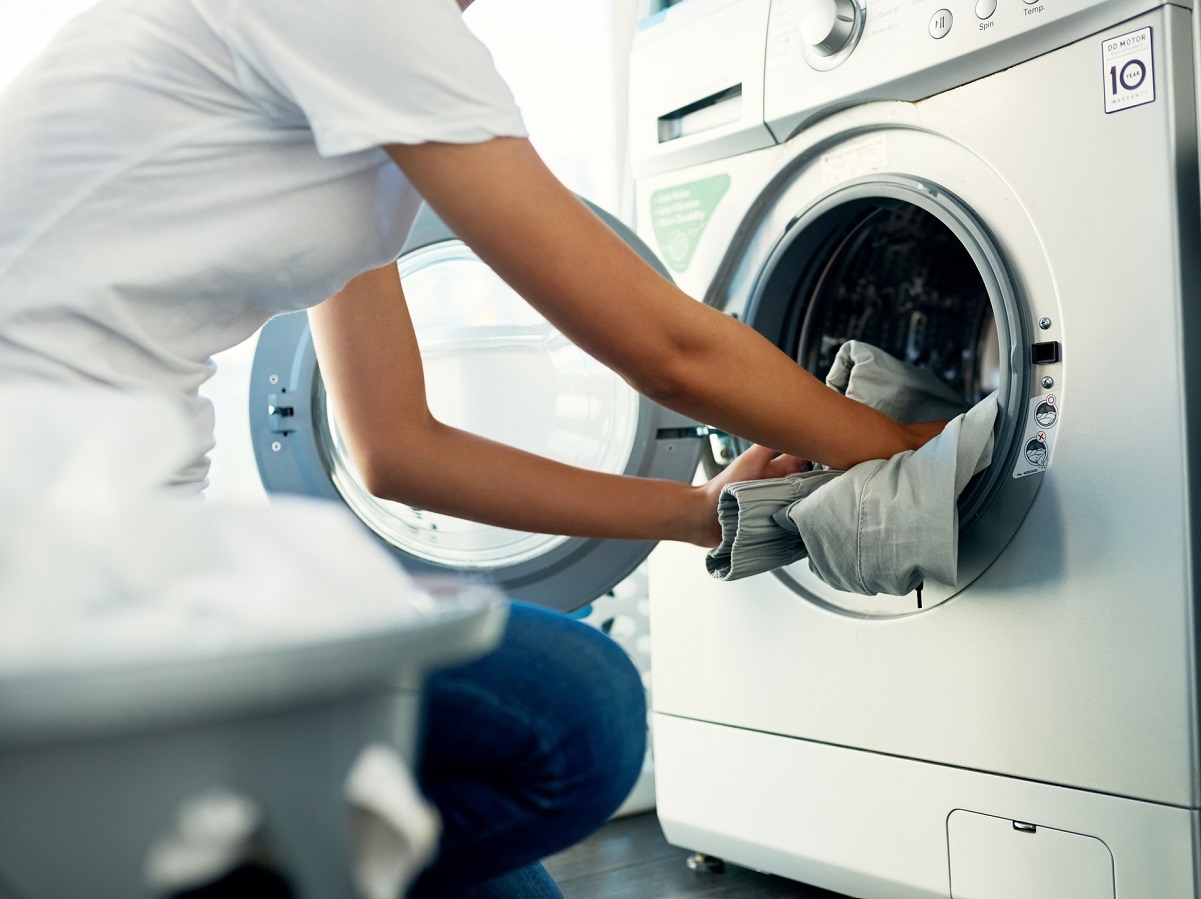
[631,0,1201,896]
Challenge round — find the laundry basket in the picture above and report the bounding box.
[0,581,505,899]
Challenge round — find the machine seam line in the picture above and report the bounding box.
[656,713,1196,811]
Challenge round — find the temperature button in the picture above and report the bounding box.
[929,9,953,39]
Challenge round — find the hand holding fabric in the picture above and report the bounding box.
[705,341,998,595]
[694,444,810,548]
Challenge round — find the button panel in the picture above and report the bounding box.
[765,0,1129,142]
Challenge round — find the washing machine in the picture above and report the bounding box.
[630,0,1201,896]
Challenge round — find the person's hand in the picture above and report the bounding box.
[689,444,810,548]
[684,417,949,548]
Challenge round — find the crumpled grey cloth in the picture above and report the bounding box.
[706,341,998,595]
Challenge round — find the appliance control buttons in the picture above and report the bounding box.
[798,0,858,57]
[929,9,953,39]
[975,0,997,19]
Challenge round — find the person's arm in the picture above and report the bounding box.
[384,136,936,471]
[308,264,806,548]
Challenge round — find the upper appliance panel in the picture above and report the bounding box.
[629,0,776,178]
[765,0,1170,141]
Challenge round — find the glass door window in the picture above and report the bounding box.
[321,244,641,569]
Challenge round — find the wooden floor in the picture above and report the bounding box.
[544,812,849,899]
[173,810,851,899]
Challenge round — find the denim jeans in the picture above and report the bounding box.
[407,601,647,899]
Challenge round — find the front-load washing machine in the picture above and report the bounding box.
[631,0,1201,896]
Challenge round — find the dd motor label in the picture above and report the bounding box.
[1103,27,1155,114]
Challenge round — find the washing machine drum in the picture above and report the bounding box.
[249,204,704,614]
[797,203,998,402]
[741,185,1041,614]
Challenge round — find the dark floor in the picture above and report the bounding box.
[172,810,848,899]
[544,812,848,899]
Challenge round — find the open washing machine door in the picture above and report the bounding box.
[249,202,704,613]
[728,172,1049,617]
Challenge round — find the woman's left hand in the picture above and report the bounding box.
[690,444,810,548]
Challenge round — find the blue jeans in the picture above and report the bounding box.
[407,601,647,899]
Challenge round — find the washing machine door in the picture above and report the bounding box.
[249,202,703,613]
[727,171,1046,617]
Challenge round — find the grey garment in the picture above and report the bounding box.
[709,469,843,579]
[706,341,998,595]
[824,340,970,425]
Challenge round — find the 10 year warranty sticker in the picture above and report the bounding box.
[1103,27,1155,114]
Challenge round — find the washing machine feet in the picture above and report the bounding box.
[686,851,725,874]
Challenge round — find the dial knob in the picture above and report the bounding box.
[798,0,858,57]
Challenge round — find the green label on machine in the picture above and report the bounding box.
[650,174,731,273]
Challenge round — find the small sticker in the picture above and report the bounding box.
[1103,27,1155,114]
[1013,393,1060,479]
[821,135,888,188]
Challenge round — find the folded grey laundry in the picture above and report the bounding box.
[706,341,998,595]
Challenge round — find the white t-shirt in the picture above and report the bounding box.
[0,0,527,489]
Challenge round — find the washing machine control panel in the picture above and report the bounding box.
[765,0,1165,139]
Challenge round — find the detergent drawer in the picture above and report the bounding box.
[948,810,1114,899]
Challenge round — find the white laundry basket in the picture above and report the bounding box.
[0,582,505,899]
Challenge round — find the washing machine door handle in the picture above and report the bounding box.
[249,200,704,613]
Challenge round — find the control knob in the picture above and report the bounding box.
[799,0,857,56]
[797,0,861,64]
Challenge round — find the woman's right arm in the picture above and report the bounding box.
[307,263,808,547]
[384,136,934,471]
